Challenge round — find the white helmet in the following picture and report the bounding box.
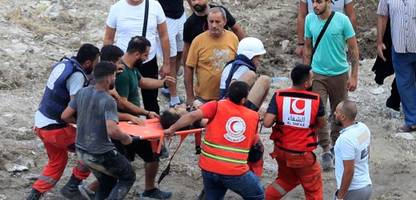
[237,37,266,60]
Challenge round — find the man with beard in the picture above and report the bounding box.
[264,64,326,200]
[185,7,239,106]
[303,0,360,171]
[115,36,175,199]
[27,44,100,200]
[183,0,245,103]
[61,62,136,200]
[333,100,372,200]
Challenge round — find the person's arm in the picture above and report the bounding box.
[346,36,359,92]
[139,76,175,90]
[303,38,312,65]
[103,26,116,45]
[230,23,245,41]
[61,106,76,124]
[118,112,145,125]
[182,42,191,67]
[164,109,204,137]
[296,0,308,57]
[106,120,133,145]
[118,96,159,118]
[337,160,355,199]
[184,66,195,105]
[157,22,171,77]
[377,15,388,61]
[344,2,357,31]
[263,93,278,128]
[263,113,276,128]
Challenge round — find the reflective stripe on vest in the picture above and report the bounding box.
[201,139,249,164]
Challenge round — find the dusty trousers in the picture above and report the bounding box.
[265,148,323,200]
[312,72,348,148]
[32,125,90,193]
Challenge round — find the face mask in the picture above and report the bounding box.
[193,4,207,12]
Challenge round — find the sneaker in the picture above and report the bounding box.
[398,124,416,133]
[321,151,334,171]
[27,188,42,200]
[78,183,95,200]
[60,175,83,199]
[141,188,172,199]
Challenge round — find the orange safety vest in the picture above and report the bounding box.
[199,99,259,176]
[270,88,320,153]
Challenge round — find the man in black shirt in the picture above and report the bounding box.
[182,0,245,88]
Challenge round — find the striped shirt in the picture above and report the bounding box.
[377,0,416,53]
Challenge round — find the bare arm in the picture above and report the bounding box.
[347,36,359,92]
[118,96,150,116]
[303,38,312,65]
[182,42,191,68]
[344,2,357,31]
[106,120,132,145]
[157,22,171,77]
[337,160,355,199]
[263,113,276,128]
[164,109,204,136]
[61,106,76,124]
[377,15,388,61]
[184,65,195,105]
[230,24,246,41]
[103,26,116,45]
[296,0,308,57]
[139,76,175,90]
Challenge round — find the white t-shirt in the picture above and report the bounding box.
[301,0,353,14]
[34,64,85,128]
[106,0,166,63]
[334,122,372,190]
[220,63,250,89]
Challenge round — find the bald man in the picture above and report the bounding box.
[333,100,372,200]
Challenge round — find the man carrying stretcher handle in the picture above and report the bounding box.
[164,81,264,200]
[61,61,137,200]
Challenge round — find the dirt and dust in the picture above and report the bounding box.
[0,0,415,199]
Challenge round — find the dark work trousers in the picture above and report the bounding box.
[137,56,160,114]
[77,149,136,200]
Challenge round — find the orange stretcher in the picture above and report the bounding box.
[118,118,204,153]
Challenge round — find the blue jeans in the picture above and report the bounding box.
[202,170,264,200]
[392,49,416,126]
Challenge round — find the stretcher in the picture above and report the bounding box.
[118,118,204,153]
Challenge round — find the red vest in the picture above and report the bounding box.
[199,100,259,176]
[270,88,320,153]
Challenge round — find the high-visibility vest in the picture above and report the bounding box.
[270,88,320,153]
[199,99,259,176]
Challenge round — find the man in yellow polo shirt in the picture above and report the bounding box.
[185,7,238,105]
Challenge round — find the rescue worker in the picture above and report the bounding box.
[28,44,100,200]
[264,63,326,200]
[220,37,270,111]
[164,81,264,200]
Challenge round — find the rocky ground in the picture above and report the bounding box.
[0,0,415,199]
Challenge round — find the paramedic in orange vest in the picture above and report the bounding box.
[164,81,264,200]
[264,63,326,200]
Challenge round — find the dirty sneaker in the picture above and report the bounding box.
[78,183,95,200]
[321,151,334,171]
[141,188,172,199]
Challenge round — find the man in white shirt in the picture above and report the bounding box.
[104,0,170,115]
[333,100,372,200]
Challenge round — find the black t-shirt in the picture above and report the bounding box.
[158,0,184,19]
[266,93,325,117]
[183,5,237,43]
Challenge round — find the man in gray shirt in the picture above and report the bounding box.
[61,61,135,200]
